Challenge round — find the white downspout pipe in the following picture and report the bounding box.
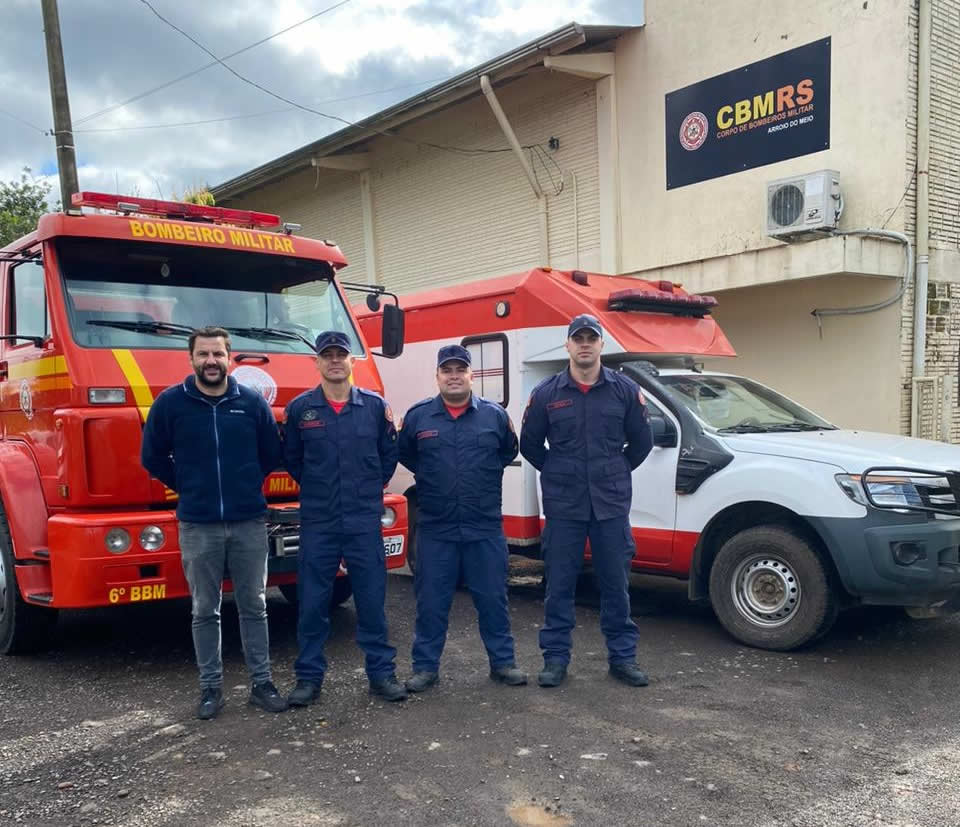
[913,0,931,381]
[480,74,550,264]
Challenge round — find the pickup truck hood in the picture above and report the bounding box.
[721,429,960,474]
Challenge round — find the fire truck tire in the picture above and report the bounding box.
[0,503,58,655]
[279,577,354,609]
[708,525,839,651]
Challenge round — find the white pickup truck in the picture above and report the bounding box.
[358,267,960,650]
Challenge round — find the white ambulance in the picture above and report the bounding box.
[357,268,960,651]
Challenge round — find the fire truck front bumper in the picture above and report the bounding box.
[34,496,408,610]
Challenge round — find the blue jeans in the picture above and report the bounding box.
[539,515,638,665]
[178,517,272,689]
[411,532,516,674]
[295,527,397,682]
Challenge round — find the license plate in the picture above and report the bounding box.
[384,535,404,558]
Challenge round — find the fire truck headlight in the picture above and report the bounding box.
[381,507,397,528]
[105,528,131,554]
[139,525,165,551]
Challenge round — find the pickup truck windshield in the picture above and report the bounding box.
[655,373,835,433]
[56,237,362,354]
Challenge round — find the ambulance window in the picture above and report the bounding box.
[10,258,47,341]
[462,334,508,407]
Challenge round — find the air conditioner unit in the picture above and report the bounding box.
[766,170,841,241]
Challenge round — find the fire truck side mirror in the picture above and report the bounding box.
[380,303,405,358]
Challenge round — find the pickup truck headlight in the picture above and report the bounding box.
[835,473,947,509]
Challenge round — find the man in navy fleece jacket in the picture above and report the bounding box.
[142,326,286,720]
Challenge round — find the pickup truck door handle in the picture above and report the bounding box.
[0,361,8,380]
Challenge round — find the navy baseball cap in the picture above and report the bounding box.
[314,330,352,354]
[437,344,471,367]
[567,313,603,338]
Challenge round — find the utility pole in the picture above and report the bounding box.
[41,0,79,208]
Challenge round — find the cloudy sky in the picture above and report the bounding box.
[1,0,641,206]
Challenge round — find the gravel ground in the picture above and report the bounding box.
[1,560,958,827]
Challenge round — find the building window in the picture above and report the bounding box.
[10,258,47,342]
[462,333,508,407]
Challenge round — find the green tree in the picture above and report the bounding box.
[0,168,54,247]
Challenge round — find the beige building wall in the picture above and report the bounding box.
[615,0,911,273]
[373,72,600,294]
[239,166,367,278]
[231,72,601,294]
[706,277,903,433]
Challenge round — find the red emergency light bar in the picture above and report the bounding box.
[608,287,718,318]
[71,191,282,229]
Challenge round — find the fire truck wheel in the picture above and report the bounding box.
[708,525,839,651]
[0,503,58,655]
[278,577,353,609]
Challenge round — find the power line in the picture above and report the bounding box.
[137,0,523,156]
[74,0,352,126]
[72,77,451,134]
[74,108,292,132]
[0,106,46,134]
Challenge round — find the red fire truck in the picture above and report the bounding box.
[0,192,408,654]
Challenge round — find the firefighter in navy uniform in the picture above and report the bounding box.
[398,345,527,693]
[283,330,406,704]
[519,314,654,688]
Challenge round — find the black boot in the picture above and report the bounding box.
[537,661,567,688]
[490,664,528,686]
[287,679,322,707]
[404,672,439,693]
[609,662,649,687]
[370,674,408,702]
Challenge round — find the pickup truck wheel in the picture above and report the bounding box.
[279,576,353,609]
[709,526,838,651]
[0,503,58,655]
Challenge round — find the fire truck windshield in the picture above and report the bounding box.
[55,237,362,354]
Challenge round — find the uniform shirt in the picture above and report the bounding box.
[519,366,653,521]
[141,375,283,524]
[283,385,398,533]
[398,394,518,540]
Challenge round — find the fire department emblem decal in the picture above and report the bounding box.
[679,111,708,151]
[231,366,277,405]
[19,380,34,420]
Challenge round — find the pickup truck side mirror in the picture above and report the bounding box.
[649,413,678,448]
[380,303,405,358]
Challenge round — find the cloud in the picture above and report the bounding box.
[0,0,642,205]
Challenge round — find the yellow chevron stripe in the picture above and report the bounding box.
[112,349,154,421]
[7,355,68,379]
